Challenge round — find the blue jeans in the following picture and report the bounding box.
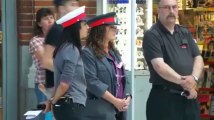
[34,83,48,120]
[35,83,47,103]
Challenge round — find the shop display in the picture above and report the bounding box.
[103,0,151,70]
[135,3,148,70]
[198,94,212,115]
[178,6,214,119]
[107,2,131,70]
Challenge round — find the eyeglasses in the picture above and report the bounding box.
[159,5,178,11]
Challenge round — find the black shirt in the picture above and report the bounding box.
[45,22,63,88]
[143,21,200,88]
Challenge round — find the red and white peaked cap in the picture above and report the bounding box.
[88,12,119,28]
[56,6,86,28]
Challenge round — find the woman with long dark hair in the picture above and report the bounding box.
[42,0,80,88]
[45,6,89,120]
[82,12,132,120]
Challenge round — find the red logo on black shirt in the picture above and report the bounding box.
[181,44,187,48]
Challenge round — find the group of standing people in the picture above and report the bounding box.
[29,0,206,120]
[29,0,131,120]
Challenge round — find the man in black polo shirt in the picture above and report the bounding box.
[42,0,79,87]
[143,0,204,120]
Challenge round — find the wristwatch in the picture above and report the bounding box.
[125,93,132,99]
[192,75,199,81]
[49,98,55,105]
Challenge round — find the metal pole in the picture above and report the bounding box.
[131,0,136,120]
[2,0,18,119]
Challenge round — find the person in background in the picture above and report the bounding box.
[82,12,131,120]
[42,0,79,88]
[45,6,89,120]
[143,0,204,120]
[29,8,55,120]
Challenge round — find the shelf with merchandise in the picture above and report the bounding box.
[173,4,214,120]
[197,61,214,119]
[201,114,214,118]
[204,61,214,66]
[184,7,214,12]
[198,94,214,119]
[199,88,214,91]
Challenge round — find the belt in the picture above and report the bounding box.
[55,97,84,108]
[56,97,73,104]
[152,85,189,97]
[60,96,72,99]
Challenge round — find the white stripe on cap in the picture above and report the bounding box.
[56,6,85,25]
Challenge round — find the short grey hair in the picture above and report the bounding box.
[158,0,178,5]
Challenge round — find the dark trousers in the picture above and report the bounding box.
[53,98,85,120]
[115,111,125,120]
[146,88,200,120]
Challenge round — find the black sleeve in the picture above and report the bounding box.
[143,30,163,62]
[187,31,200,58]
[45,23,63,47]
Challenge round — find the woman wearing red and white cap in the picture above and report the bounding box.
[44,6,89,120]
[82,12,132,120]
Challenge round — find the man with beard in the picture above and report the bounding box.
[143,0,204,120]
